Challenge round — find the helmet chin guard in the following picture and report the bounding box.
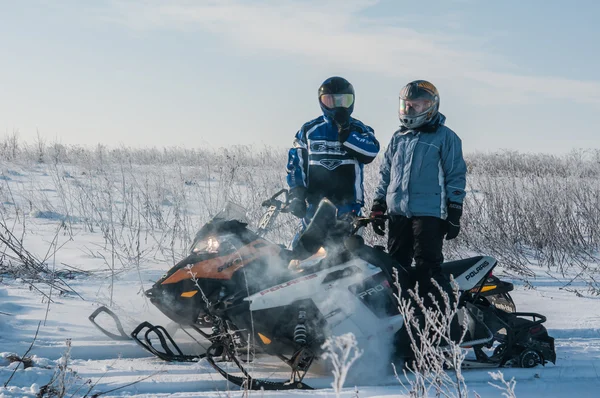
[331,108,351,128]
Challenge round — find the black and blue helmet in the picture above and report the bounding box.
[318,77,355,127]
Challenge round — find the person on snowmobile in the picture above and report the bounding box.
[370,80,467,297]
[286,76,380,243]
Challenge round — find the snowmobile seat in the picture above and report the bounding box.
[344,235,412,300]
[441,256,487,278]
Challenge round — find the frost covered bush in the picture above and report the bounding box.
[321,333,363,398]
[37,339,92,398]
[393,271,470,398]
[2,135,600,289]
[455,150,600,293]
[488,370,518,398]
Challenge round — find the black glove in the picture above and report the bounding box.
[288,187,307,219]
[337,125,351,143]
[445,201,462,240]
[333,109,352,143]
[370,201,387,236]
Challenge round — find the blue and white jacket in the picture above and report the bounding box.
[373,114,466,219]
[287,115,380,213]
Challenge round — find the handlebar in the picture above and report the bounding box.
[260,189,389,233]
[261,189,290,211]
[350,215,389,235]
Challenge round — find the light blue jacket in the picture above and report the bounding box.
[373,114,466,219]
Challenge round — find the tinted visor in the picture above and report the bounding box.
[399,98,433,116]
[320,93,354,109]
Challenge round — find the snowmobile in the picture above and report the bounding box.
[89,192,554,390]
[89,189,513,354]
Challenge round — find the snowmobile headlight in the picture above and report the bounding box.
[206,237,220,253]
[192,236,220,253]
[192,234,240,255]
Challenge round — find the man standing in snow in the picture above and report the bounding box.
[286,76,380,235]
[370,80,467,293]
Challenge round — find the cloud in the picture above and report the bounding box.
[102,0,600,106]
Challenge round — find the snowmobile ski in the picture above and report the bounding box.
[88,305,131,341]
[130,321,206,362]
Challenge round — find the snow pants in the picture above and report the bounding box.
[387,215,446,277]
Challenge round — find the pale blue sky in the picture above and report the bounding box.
[2,0,599,153]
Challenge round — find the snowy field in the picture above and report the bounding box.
[1,147,600,397]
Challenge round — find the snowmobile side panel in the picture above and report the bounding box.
[247,259,379,311]
[486,291,517,313]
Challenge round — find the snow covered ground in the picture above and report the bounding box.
[1,161,600,397]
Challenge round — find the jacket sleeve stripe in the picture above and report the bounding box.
[298,148,307,185]
[293,137,307,149]
[438,159,447,218]
[343,141,379,157]
[286,129,309,189]
[354,162,363,203]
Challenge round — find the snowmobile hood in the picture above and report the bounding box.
[161,238,282,283]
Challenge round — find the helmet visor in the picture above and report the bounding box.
[320,93,354,109]
[399,98,433,116]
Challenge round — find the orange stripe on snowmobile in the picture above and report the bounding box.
[161,239,282,283]
[180,291,198,298]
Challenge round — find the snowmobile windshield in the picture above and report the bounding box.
[211,202,249,224]
[190,202,249,254]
